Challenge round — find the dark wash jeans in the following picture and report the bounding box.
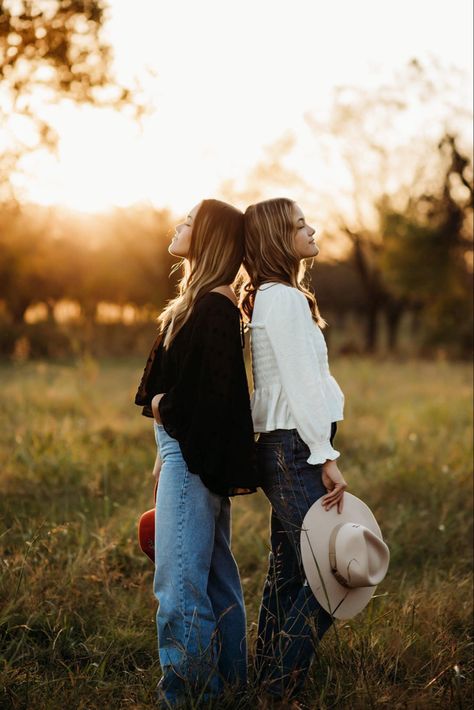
[255,422,338,698]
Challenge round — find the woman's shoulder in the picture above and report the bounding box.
[257,281,305,297]
[255,281,308,311]
[193,291,240,318]
[187,292,241,337]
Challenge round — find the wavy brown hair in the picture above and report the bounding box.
[159,199,244,348]
[240,197,326,327]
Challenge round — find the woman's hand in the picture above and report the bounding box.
[321,459,347,513]
[151,393,165,424]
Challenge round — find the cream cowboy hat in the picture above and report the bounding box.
[300,492,390,619]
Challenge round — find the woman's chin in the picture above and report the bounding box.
[303,247,319,260]
[169,242,189,259]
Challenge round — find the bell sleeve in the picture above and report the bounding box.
[134,333,165,418]
[263,286,340,465]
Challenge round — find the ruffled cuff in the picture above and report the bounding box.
[307,442,340,465]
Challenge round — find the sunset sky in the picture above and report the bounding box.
[11,0,474,218]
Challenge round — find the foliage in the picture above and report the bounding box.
[0,204,177,325]
[0,0,141,201]
[380,134,473,356]
[231,59,473,354]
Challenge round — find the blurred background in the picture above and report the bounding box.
[0,0,472,361]
[0,2,473,708]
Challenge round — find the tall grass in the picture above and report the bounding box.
[0,357,472,708]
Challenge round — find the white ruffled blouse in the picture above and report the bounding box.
[248,282,345,464]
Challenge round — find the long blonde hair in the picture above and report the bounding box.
[240,197,326,327]
[159,199,244,348]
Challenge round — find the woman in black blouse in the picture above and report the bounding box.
[135,199,259,707]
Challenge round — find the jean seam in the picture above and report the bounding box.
[275,436,312,567]
[178,468,189,650]
[289,436,306,531]
[295,463,312,513]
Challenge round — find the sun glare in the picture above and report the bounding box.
[5,0,472,215]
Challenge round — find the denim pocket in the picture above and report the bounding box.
[294,430,310,454]
[293,432,313,467]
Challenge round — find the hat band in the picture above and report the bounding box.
[328,523,351,587]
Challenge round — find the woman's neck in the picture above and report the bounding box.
[209,284,237,306]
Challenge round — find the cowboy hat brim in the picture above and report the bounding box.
[300,492,385,620]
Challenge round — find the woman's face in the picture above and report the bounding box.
[169,202,201,258]
[292,203,318,259]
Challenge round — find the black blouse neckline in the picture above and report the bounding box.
[201,291,240,313]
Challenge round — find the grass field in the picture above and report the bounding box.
[0,356,472,709]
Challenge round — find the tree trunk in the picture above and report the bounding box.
[80,300,98,323]
[365,304,379,353]
[7,298,31,324]
[385,305,404,352]
[46,299,56,323]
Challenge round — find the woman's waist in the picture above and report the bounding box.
[251,383,344,416]
[257,427,298,443]
[251,376,344,396]
[257,421,338,447]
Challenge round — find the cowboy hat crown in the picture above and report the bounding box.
[301,492,390,619]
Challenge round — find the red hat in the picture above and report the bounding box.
[138,481,158,563]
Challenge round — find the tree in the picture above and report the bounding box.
[307,59,472,352]
[222,59,472,353]
[381,134,473,355]
[0,0,142,201]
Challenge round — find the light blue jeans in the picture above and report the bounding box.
[153,422,247,707]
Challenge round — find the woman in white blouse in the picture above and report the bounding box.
[241,197,348,701]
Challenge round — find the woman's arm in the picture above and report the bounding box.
[152,449,162,483]
[151,393,165,423]
[262,285,340,465]
[134,333,165,418]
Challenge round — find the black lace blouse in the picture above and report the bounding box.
[134,292,260,496]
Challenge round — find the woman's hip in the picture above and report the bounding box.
[256,428,326,516]
[154,462,226,599]
[153,421,183,461]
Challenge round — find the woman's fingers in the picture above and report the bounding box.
[322,483,347,510]
[322,482,346,502]
[324,494,345,512]
[321,464,348,513]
